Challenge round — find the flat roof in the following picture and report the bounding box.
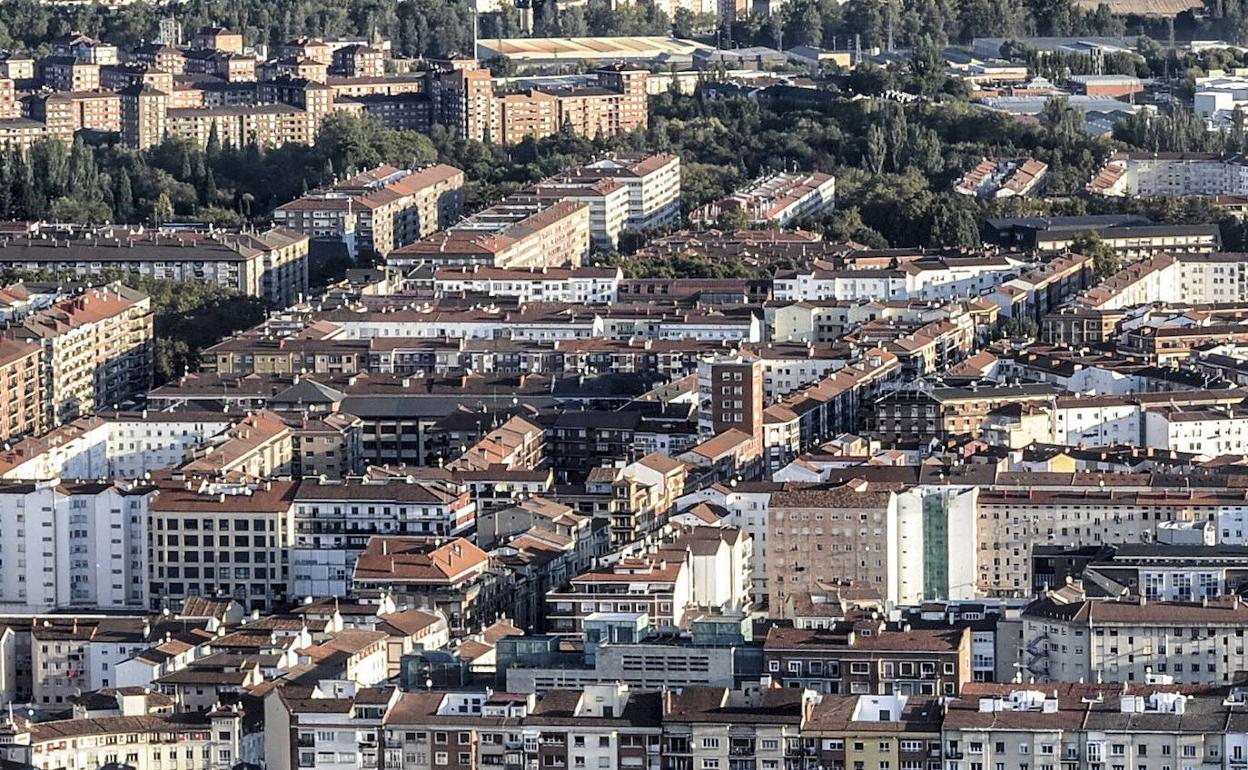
[476,36,714,61]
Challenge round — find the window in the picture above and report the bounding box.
[703,738,720,749]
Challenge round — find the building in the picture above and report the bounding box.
[352,535,505,632]
[869,384,1059,444]
[273,164,465,258]
[0,480,154,611]
[147,479,298,612]
[434,62,648,145]
[389,199,591,269]
[942,682,1229,770]
[690,171,836,227]
[430,265,623,303]
[763,618,972,695]
[955,157,1048,198]
[1022,582,1248,684]
[0,227,310,306]
[291,476,476,598]
[9,283,153,427]
[0,338,43,442]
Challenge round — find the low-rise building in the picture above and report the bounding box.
[690,171,836,227]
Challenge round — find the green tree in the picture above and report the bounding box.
[1072,232,1121,279]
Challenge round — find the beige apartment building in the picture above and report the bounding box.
[30,90,122,140]
[165,103,318,148]
[767,484,900,610]
[0,338,43,442]
[0,227,309,306]
[9,283,152,427]
[148,480,298,611]
[976,488,1244,597]
[177,410,295,480]
[273,164,465,258]
[389,199,591,269]
[1023,584,1248,684]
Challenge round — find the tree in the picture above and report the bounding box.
[928,200,982,250]
[1072,232,1120,279]
[113,170,133,222]
[864,124,887,175]
[153,191,173,225]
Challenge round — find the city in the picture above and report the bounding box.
[0,0,1245,769]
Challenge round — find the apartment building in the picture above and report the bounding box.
[0,227,310,306]
[147,479,298,612]
[774,255,1020,303]
[291,476,476,598]
[942,682,1229,770]
[164,103,319,147]
[37,56,100,91]
[1022,583,1248,684]
[352,535,505,632]
[264,682,398,770]
[513,178,630,250]
[764,618,972,696]
[0,704,244,770]
[869,383,1059,444]
[118,83,168,148]
[0,480,154,612]
[389,199,591,269]
[273,164,465,258]
[430,265,623,303]
[0,338,43,442]
[28,90,122,139]
[975,486,1248,597]
[9,283,153,427]
[378,685,663,770]
[690,171,836,227]
[1088,151,1248,196]
[176,410,294,480]
[438,64,648,145]
[567,152,682,231]
[545,525,751,635]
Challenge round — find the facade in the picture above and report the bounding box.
[764,619,972,695]
[9,284,153,427]
[0,228,309,306]
[273,164,465,258]
[1022,584,1248,684]
[147,480,298,612]
[690,171,836,227]
[291,476,476,598]
[0,480,154,611]
[0,338,44,442]
[389,199,591,269]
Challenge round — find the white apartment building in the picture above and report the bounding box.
[943,683,1225,770]
[1089,151,1248,196]
[0,480,153,611]
[678,484,773,604]
[265,681,398,770]
[102,410,236,478]
[578,152,682,231]
[1022,588,1248,685]
[430,265,623,303]
[774,256,1019,303]
[291,476,477,598]
[690,171,836,227]
[1144,406,1248,456]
